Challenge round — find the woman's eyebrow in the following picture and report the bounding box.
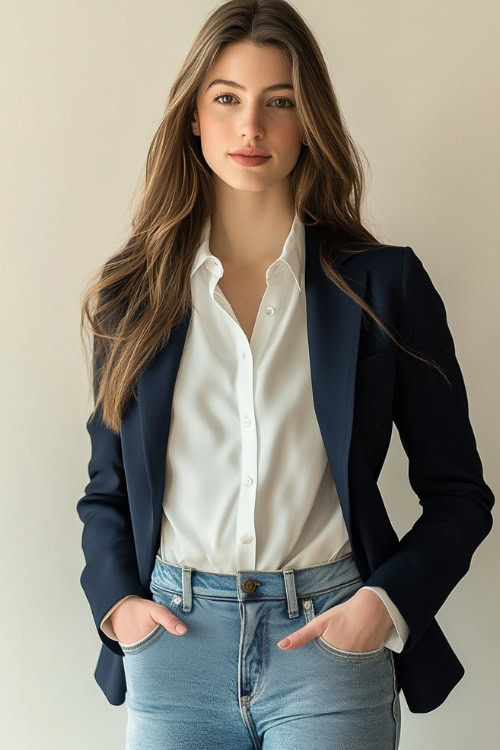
[205,79,294,93]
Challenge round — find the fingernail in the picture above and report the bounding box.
[278,638,290,648]
[176,624,187,634]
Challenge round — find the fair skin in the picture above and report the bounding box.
[112,41,394,651]
[192,41,301,341]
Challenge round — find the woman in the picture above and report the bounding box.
[77,1,494,748]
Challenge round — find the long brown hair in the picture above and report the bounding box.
[80,0,446,434]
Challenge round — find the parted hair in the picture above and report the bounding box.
[80,0,445,434]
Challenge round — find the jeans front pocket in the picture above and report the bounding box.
[118,621,165,654]
[118,588,170,654]
[302,578,386,661]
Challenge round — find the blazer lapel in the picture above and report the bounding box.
[304,224,367,541]
[137,317,191,562]
[137,223,367,561]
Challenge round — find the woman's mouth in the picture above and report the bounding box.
[229,154,272,167]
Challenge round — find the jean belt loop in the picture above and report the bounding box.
[282,567,300,619]
[181,566,193,612]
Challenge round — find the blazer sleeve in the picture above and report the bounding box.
[76,338,149,657]
[363,245,495,653]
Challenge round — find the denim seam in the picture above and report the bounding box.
[389,649,400,748]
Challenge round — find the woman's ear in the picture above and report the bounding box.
[191,108,199,135]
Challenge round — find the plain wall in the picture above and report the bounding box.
[1,1,498,748]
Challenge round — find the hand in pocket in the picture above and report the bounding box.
[111,595,188,644]
[279,590,391,652]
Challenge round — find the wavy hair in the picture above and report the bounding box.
[80,0,446,434]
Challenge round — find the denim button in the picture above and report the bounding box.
[242,579,261,593]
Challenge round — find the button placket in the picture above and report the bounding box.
[236,330,257,569]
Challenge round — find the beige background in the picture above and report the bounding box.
[1,1,498,748]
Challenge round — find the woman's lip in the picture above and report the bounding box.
[229,153,272,166]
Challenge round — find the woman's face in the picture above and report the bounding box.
[193,42,303,192]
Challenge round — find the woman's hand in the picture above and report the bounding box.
[277,588,394,652]
[111,595,188,644]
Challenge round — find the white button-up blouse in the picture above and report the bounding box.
[100,213,409,652]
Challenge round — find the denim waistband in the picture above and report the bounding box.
[150,552,362,617]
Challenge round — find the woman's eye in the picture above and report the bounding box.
[213,94,294,109]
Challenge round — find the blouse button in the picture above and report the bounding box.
[265,306,275,316]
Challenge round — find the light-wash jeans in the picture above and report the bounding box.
[120,552,401,749]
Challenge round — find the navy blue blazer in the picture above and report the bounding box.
[77,223,494,713]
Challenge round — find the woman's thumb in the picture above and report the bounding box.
[154,602,187,635]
